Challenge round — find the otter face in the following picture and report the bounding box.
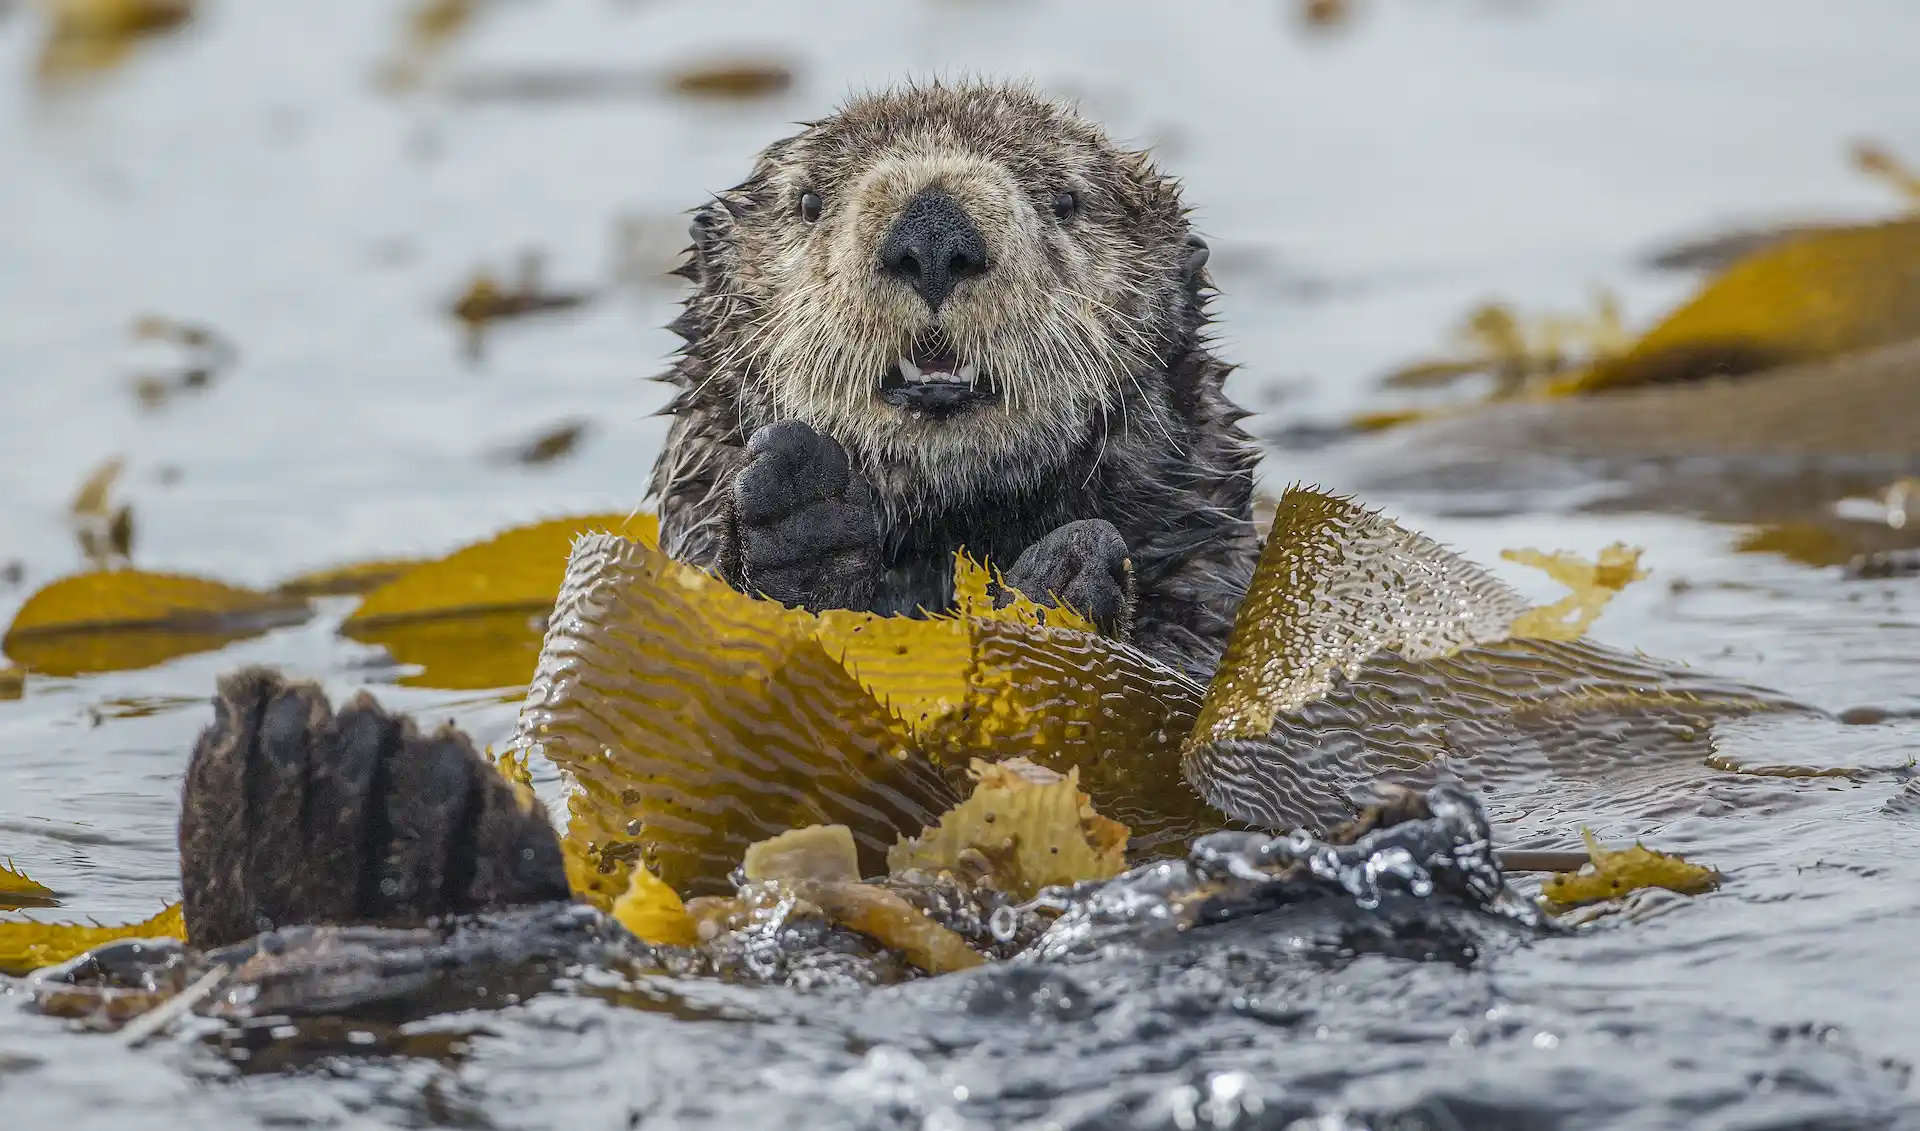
[683,83,1206,510]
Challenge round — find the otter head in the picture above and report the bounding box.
[675,81,1212,510]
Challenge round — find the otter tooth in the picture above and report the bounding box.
[959,361,979,386]
[898,357,922,382]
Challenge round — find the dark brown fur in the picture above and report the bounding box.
[648,81,1259,677]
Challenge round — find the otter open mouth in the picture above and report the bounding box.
[879,333,999,417]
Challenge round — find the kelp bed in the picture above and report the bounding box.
[3,487,1776,998]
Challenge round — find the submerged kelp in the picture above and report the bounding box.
[0,512,654,684]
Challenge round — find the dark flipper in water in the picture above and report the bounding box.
[178,667,572,949]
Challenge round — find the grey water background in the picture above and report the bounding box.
[2,1,1919,1127]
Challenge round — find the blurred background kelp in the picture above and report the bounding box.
[3,2,1920,1127]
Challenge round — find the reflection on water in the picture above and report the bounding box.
[3,0,1920,1127]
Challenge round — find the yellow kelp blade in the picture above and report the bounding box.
[1,863,57,908]
[1541,829,1720,909]
[1556,219,1920,393]
[913,619,1214,855]
[611,861,698,947]
[0,903,185,975]
[813,548,1099,740]
[1182,487,1803,833]
[2,571,312,678]
[512,533,961,896]
[888,759,1129,900]
[342,512,657,690]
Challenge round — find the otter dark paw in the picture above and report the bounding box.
[999,518,1136,639]
[179,667,570,949]
[722,420,882,612]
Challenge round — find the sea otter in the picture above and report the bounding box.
[653,81,1258,678]
[171,81,1263,951]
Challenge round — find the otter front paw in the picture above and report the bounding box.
[999,518,1136,639]
[179,667,570,949]
[722,420,882,612]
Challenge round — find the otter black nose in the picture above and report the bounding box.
[877,189,990,312]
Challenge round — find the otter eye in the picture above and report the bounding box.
[799,191,822,223]
[1051,190,1078,220]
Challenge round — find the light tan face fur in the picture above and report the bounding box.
[701,84,1193,510]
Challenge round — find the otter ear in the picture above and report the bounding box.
[1181,234,1211,283]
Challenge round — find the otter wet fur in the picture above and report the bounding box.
[652,81,1260,678]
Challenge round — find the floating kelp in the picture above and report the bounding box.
[127,314,236,411]
[448,254,593,360]
[1,570,311,678]
[1561,220,1920,393]
[1377,292,1629,396]
[1853,141,1920,208]
[69,456,133,569]
[0,862,57,908]
[666,60,795,100]
[1540,829,1720,909]
[342,513,655,690]
[500,419,589,467]
[1361,219,1920,448]
[517,487,1800,905]
[0,903,184,976]
[1503,543,1648,641]
[1182,491,1800,831]
[375,0,480,93]
[35,0,191,81]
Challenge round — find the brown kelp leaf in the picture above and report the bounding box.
[342,513,657,690]
[1558,220,1920,392]
[448,253,592,359]
[375,0,478,92]
[666,60,794,100]
[887,759,1129,900]
[0,862,57,907]
[1504,543,1649,641]
[502,420,588,467]
[37,0,190,80]
[1182,487,1802,832]
[126,315,236,410]
[1853,141,1920,207]
[1541,829,1719,908]
[70,457,124,519]
[611,862,698,947]
[2,571,311,678]
[0,903,185,975]
[513,534,961,895]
